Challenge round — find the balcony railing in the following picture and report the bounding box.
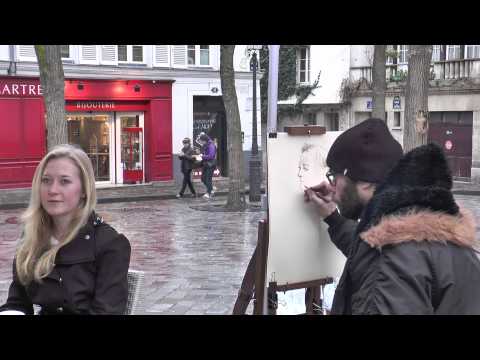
[350,59,480,83]
[433,59,480,80]
[350,66,372,83]
[350,64,408,83]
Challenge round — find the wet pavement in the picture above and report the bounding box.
[1,194,480,315]
[0,196,264,315]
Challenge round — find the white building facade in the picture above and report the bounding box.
[0,45,262,188]
[278,45,480,183]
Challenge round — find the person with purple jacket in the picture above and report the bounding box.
[197,133,217,199]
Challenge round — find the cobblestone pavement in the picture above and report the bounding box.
[1,194,479,315]
[0,196,264,315]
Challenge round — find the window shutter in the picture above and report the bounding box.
[172,45,187,68]
[101,45,117,65]
[154,45,170,67]
[17,45,37,61]
[80,45,98,64]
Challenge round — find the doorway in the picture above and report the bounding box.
[115,112,145,184]
[192,96,227,176]
[428,111,472,179]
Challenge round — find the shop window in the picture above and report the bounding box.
[67,115,111,182]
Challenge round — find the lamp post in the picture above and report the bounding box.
[247,45,262,202]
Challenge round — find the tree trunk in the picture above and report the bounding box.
[35,45,66,151]
[403,45,433,152]
[371,45,386,120]
[220,45,246,210]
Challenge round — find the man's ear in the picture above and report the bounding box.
[356,181,377,202]
[357,181,376,192]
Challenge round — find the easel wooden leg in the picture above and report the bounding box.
[254,219,269,315]
[305,286,322,315]
[232,247,257,315]
[268,282,278,315]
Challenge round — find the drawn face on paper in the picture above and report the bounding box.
[297,143,326,191]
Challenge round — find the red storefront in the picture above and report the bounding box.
[0,77,173,189]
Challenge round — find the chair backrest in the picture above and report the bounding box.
[125,269,145,315]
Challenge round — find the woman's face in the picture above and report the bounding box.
[40,157,84,223]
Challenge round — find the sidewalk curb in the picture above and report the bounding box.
[452,190,480,196]
[0,189,266,210]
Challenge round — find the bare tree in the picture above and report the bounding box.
[403,45,433,152]
[35,45,67,150]
[220,45,246,210]
[371,45,386,120]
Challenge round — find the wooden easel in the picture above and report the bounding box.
[233,126,334,315]
[253,218,333,315]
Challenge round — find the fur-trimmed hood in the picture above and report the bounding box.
[357,143,478,249]
[360,208,477,249]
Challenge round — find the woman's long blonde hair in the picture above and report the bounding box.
[15,144,97,285]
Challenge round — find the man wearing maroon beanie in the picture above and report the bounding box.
[305,118,480,315]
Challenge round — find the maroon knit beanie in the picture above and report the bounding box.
[326,118,403,183]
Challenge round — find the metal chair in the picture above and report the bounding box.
[124,269,145,315]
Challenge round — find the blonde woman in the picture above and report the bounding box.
[0,144,131,315]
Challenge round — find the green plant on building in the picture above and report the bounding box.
[260,45,322,122]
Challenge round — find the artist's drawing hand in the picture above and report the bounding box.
[305,181,334,202]
[304,183,337,219]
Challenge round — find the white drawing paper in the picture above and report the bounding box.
[266,131,346,286]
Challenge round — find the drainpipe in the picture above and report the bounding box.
[7,45,17,76]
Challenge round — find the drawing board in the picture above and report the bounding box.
[266,131,346,286]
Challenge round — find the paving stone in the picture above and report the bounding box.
[3,194,477,314]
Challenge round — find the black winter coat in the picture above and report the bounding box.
[179,146,196,173]
[0,212,131,315]
[325,143,480,315]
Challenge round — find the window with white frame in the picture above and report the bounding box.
[117,45,144,63]
[297,46,310,84]
[398,45,408,64]
[187,45,210,66]
[386,45,396,65]
[465,45,480,59]
[446,45,461,60]
[60,45,71,59]
[432,45,441,62]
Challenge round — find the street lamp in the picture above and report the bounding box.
[247,45,262,202]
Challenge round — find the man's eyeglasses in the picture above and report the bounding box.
[326,170,337,186]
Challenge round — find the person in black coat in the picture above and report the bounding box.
[176,137,197,198]
[0,144,131,315]
[304,118,480,314]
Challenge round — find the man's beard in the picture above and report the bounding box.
[338,179,364,220]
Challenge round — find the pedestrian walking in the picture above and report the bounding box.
[196,133,217,199]
[176,137,197,198]
[0,144,131,315]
